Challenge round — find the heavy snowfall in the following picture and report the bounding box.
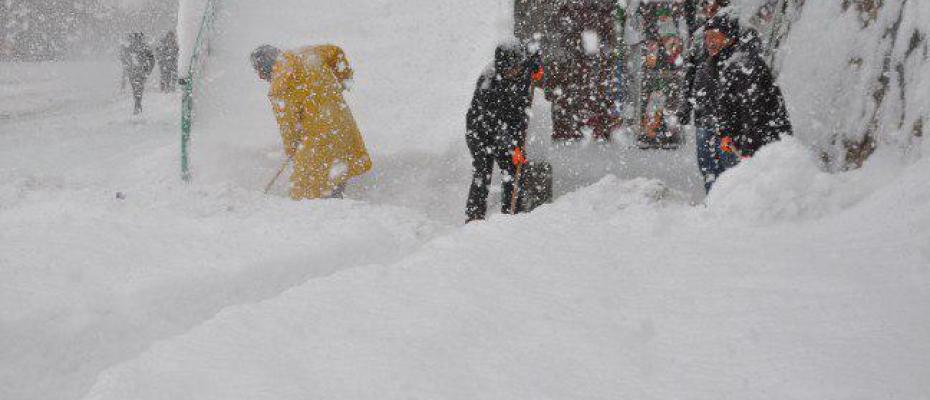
[1,1,928,400]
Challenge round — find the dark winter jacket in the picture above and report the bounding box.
[679,27,707,126]
[122,38,155,81]
[716,42,792,156]
[690,38,722,128]
[680,26,766,127]
[466,48,534,152]
[156,32,179,72]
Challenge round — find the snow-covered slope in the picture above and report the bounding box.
[0,62,439,400]
[83,140,930,399]
[2,1,928,400]
[77,1,929,396]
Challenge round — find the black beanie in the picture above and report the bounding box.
[494,42,527,73]
[701,0,730,8]
[705,14,739,39]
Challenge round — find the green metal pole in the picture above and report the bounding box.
[181,75,193,182]
[179,0,216,183]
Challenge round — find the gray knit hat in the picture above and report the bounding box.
[250,45,280,79]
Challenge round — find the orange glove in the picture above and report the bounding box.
[531,66,544,82]
[720,136,736,154]
[512,147,526,166]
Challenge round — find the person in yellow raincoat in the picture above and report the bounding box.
[251,44,372,200]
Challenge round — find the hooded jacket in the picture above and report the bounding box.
[268,45,372,199]
[716,41,792,156]
[466,44,534,152]
[122,35,155,80]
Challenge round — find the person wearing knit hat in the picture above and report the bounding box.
[250,45,280,82]
[679,0,732,126]
[464,42,543,223]
[704,14,740,57]
[679,2,743,193]
[703,12,793,192]
[251,44,372,200]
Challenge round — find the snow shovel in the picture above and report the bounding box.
[264,155,294,194]
[509,147,527,214]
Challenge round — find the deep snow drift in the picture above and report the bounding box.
[1,1,929,400]
[82,138,930,400]
[0,62,438,400]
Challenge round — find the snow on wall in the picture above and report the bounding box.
[740,0,929,169]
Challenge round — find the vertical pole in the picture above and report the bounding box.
[628,4,643,130]
[178,0,215,183]
[180,75,193,182]
[614,1,627,119]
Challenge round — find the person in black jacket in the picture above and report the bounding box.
[710,15,792,158]
[679,0,732,192]
[465,43,542,223]
[156,30,179,93]
[679,0,730,126]
[121,33,155,115]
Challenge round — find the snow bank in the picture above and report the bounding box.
[0,166,439,400]
[705,136,922,223]
[82,159,930,400]
[0,61,442,400]
[706,138,849,222]
[6,2,930,400]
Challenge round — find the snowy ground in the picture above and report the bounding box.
[2,1,930,400]
[0,62,442,400]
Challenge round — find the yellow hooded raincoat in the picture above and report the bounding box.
[268,45,371,200]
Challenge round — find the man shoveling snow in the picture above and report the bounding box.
[251,44,372,200]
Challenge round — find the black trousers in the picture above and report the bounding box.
[465,133,522,221]
[130,76,145,114]
[160,67,177,92]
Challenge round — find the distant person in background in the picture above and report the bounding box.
[250,44,372,200]
[120,33,155,115]
[156,30,179,93]
[704,14,792,191]
[545,0,616,141]
[639,5,687,149]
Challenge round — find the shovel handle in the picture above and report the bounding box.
[509,162,523,214]
[264,155,293,194]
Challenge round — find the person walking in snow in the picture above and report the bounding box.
[156,30,179,93]
[703,14,792,190]
[250,44,372,200]
[121,33,155,115]
[465,42,543,223]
